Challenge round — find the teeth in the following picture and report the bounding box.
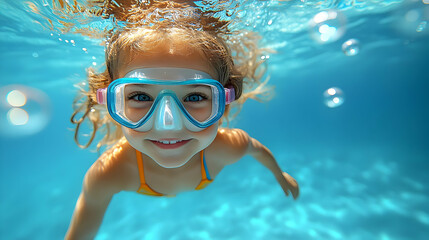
[158,140,182,144]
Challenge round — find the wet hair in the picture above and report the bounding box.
[70,1,272,149]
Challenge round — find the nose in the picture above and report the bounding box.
[154,96,183,131]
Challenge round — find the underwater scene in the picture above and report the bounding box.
[0,0,428,239]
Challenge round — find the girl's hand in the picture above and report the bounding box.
[278,172,299,200]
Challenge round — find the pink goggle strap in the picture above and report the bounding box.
[225,87,235,105]
[96,88,107,105]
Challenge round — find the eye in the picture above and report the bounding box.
[128,93,152,101]
[184,93,207,102]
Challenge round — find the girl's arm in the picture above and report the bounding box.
[247,136,299,199]
[216,128,299,199]
[65,160,119,240]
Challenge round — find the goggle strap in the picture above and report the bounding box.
[225,87,235,105]
[96,88,107,105]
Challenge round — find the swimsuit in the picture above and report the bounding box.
[135,150,213,197]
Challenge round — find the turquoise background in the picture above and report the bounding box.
[1,0,428,239]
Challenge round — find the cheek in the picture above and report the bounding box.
[122,126,146,140]
[121,126,149,152]
[195,123,219,142]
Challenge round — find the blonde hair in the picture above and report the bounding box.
[69,1,272,149]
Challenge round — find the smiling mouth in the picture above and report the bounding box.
[149,139,191,149]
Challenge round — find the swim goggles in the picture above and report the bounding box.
[96,68,235,132]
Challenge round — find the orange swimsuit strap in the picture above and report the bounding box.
[195,150,213,190]
[136,150,213,196]
[136,150,164,196]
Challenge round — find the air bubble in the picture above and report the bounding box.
[342,39,360,56]
[260,55,270,60]
[323,87,344,108]
[417,21,427,32]
[309,10,347,44]
[0,85,51,137]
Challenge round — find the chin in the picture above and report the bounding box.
[147,144,197,168]
[154,158,190,169]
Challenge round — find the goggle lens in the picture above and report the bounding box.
[116,83,218,125]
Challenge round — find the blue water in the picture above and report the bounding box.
[1,0,429,239]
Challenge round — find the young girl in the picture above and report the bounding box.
[65,2,299,239]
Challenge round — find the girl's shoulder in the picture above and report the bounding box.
[98,137,135,165]
[207,128,252,165]
[214,127,251,144]
[84,138,137,194]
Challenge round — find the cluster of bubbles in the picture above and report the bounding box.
[307,9,351,108]
[49,33,99,66]
[308,1,428,108]
[0,85,51,137]
[308,9,361,56]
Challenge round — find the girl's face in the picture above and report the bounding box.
[117,47,220,168]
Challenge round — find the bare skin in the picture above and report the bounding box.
[65,37,299,240]
[65,128,299,240]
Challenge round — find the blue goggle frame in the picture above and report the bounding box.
[98,78,235,130]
